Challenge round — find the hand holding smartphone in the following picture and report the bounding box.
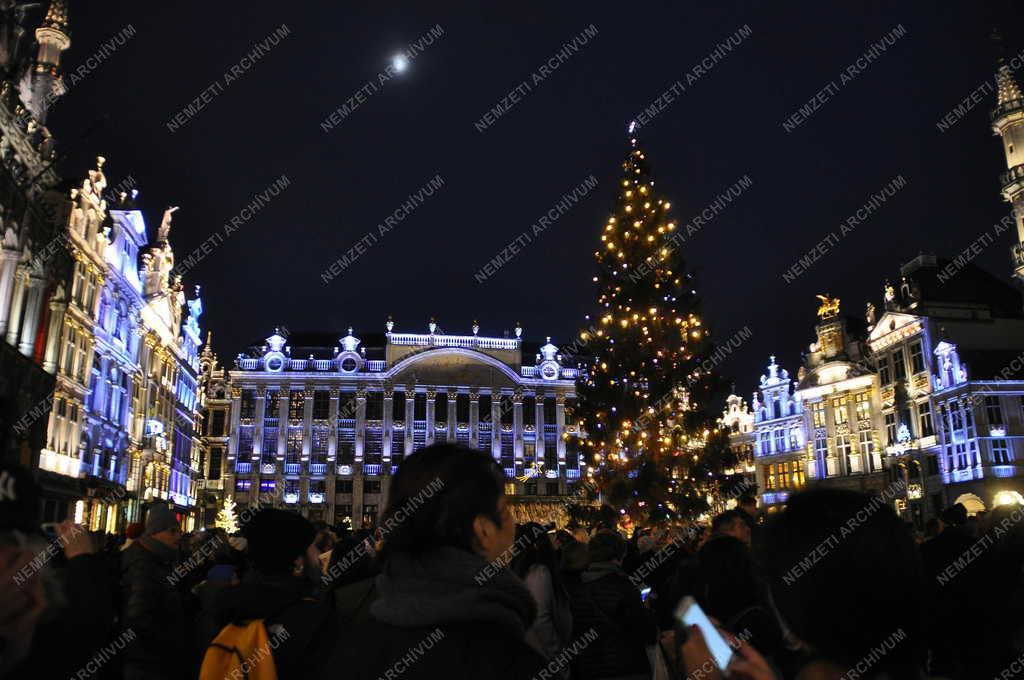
[674,596,734,673]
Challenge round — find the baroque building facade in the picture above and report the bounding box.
[0,1,70,482]
[216,322,582,527]
[0,1,211,531]
[725,57,1024,525]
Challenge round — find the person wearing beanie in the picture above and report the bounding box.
[205,509,336,679]
[119,503,189,680]
[121,522,144,551]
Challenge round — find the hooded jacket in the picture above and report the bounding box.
[332,546,548,680]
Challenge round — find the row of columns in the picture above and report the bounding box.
[224,386,572,521]
[228,387,568,468]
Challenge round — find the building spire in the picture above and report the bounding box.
[997,64,1023,107]
[990,25,1024,285]
[41,0,69,35]
[18,0,70,122]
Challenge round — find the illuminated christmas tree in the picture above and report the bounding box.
[215,496,240,533]
[578,123,734,523]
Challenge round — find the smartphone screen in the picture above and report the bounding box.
[640,586,652,602]
[675,597,734,671]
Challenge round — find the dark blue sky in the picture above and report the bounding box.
[49,0,1024,401]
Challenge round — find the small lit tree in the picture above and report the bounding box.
[215,496,239,533]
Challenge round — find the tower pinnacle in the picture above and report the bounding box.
[990,30,1024,285]
[18,0,70,122]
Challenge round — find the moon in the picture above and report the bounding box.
[391,54,408,73]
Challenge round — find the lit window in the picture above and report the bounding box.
[832,397,848,426]
[909,341,925,374]
[992,439,1011,465]
[855,392,871,421]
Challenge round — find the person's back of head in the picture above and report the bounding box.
[711,509,750,543]
[587,530,627,565]
[697,535,761,620]
[738,494,757,516]
[326,534,378,587]
[762,489,924,676]
[376,443,507,562]
[636,534,657,554]
[242,508,316,578]
[509,522,556,579]
[553,529,575,549]
[711,510,740,534]
[560,541,589,574]
[989,503,1024,556]
[940,503,968,528]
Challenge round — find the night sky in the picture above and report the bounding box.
[50,1,1024,402]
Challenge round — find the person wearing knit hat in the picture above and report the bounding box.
[119,503,188,679]
[241,508,317,576]
[121,522,144,551]
[205,509,335,678]
[143,503,181,539]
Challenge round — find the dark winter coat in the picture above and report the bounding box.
[566,561,656,680]
[209,572,336,680]
[332,576,377,628]
[119,537,189,680]
[12,551,119,679]
[331,546,548,680]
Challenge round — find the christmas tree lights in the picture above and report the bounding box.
[578,123,735,523]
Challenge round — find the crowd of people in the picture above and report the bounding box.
[2,444,1023,679]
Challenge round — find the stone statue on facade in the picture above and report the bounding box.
[158,205,178,243]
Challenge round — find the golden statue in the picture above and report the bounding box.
[816,294,840,319]
[516,460,544,483]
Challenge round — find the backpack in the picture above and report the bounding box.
[200,618,282,680]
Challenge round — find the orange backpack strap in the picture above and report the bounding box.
[200,619,279,680]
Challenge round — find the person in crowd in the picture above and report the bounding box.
[710,509,751,545]
[695,535,782,663]
[510,521,573,675]
[206,509,335,679]
[651,537,701,632]
[738,494,764,554]
[919,504,981,677]
[757,488,927,678]
[0,464,49,678]
[552,528,575,551]
[2,462,119,679]
[987,503,1024,653]
[326,532,379,628]
[121,522,143,551]
[120,503,189,680]
[559,539,589,584]
[192,562,238,659]
[331,443,547,679]
[314,525,336,571]
[566,530,657,680]
[737,494,758,524]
